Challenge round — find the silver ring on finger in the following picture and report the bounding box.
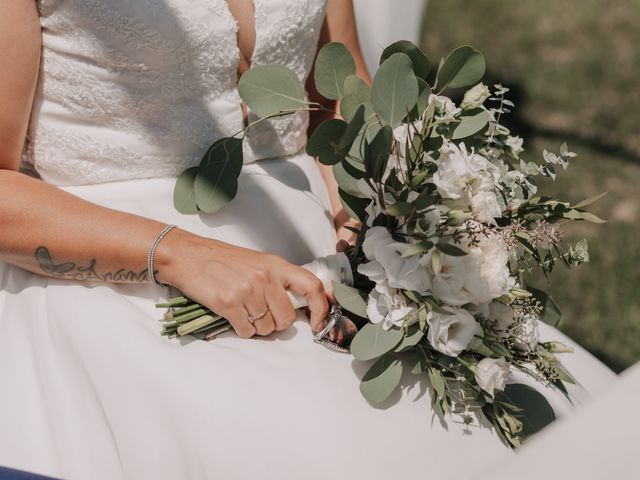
[247,308,269,324]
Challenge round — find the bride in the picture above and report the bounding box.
[0,1,616,479]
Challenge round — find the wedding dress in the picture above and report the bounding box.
[0,1,616,479]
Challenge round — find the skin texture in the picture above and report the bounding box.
[0,0,367,338]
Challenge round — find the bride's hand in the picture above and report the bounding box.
[155,229,329,338]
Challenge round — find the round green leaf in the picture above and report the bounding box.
[340,75,371,121]
[238,65,307,118]
[394,323,425,351]
[380,40,431,79]
[314,42,356,100]
[194,138,244,213]
[347,102,380,162]
[372,53,419,127]
[364,125,393,182]
[436,46,486,91]
[332,282,368,318]
[501,384,557,438]
[351,322,404,361]
[360,354,403,404]
[173,167,199,215]
[332,161,362,197]
[408,78,432,121]
[339,189,369,222]
[451,109,490,139]
[306,119,348,165]
[339,104,366,151]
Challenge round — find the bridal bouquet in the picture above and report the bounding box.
[162,41,604,447]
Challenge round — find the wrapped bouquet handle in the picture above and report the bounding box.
[157,253,354,341]
[286,253,354,309]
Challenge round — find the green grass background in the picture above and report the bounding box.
[421,0,640,372]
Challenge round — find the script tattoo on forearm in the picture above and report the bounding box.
[34,246,149,282]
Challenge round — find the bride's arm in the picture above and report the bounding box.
[309,0,371,249]
[0,1,328,337]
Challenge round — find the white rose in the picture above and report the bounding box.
[433,141,501,201]
[470,190,502,223]
[358,227,432,293]
[429,94,460,123]
[430,234,515,306]
[367,284,418,330]
[461,83,490,109]
[474,357,510,397]
[427,307,479,357]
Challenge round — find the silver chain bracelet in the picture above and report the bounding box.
[147,224,177,288]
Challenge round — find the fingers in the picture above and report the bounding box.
[283,267,329,333]
[244,295,276,337]
[265,282,296,332]
[221,305,256,339]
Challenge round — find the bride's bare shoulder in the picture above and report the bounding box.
[0,1,41,170]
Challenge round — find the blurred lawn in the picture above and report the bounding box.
[422,0,640,372]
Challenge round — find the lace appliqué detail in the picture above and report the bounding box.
[27,0,328,185]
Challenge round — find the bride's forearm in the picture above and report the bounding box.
[0,169,331,335]
[0,169,177,283]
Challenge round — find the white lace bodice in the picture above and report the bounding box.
[25,0,327,186]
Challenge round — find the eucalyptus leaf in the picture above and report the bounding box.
[342,155,367,179]
[238,64,307,118]
[386,201,413,217]
[436,46,486,91]
[428,367,446,400]
[339,104,366,151]
[339,188,370,222]
[529,287,562,326]
[351,322,404,361]
[451,109,491,139]
[173,167,200,215]
[500,384,556,438]
[360,354,403,404]
[332,282,368,318]
[411,356,428,374]
[408,78,431,121]
[395,323,425,351]
[306,119,348,165]
[364,125,393,182]
[380,40,431,79]
[314,42,356,100]
[436,240,467,257]
[194,138,244,214]
[580,211,607,224]
[371,53,419,127]
[557,365,576,384]
[333,161,363,197]
[573,191,608,209]
[348,103,380,161]
[401,240,434,258]
[340,75,371,121]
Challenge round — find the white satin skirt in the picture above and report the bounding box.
[0,153,616,480]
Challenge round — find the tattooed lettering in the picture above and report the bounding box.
[35,246,149,283]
